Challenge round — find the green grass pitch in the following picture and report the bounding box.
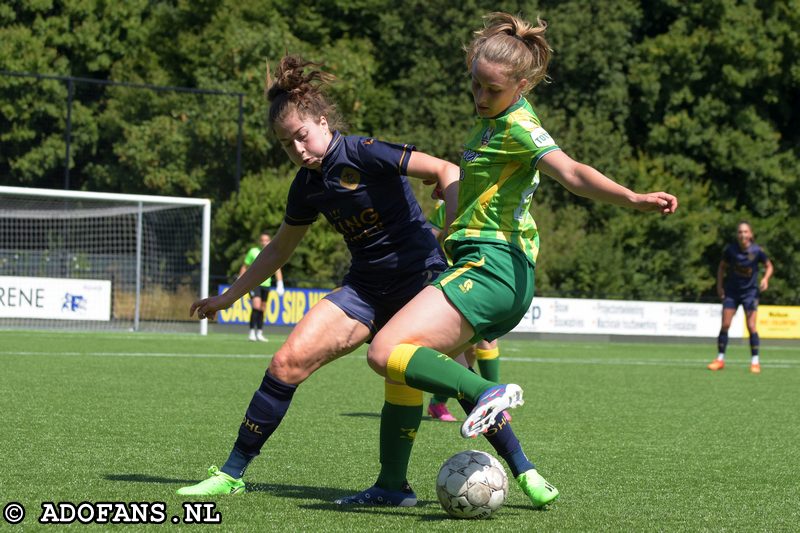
[2,330,798,531]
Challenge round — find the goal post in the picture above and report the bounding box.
[0,186,211,334]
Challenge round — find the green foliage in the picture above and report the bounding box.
[1,0,797,302]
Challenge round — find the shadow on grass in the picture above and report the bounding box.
[106,474,537,518]
[298,500,448,520]
[105,474,197,485]
[340,412,381,418]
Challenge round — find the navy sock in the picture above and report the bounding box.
[457,370,535,479]
[249,311,256,329]
[749,333,760,357]
[221,371,297,478]
[717,330,729,354]
[253,309,264,330]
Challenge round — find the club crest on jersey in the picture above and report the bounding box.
[362,138,375,145]
[748,253,756,261]
[340,168,361,190]
[481,127,494,146]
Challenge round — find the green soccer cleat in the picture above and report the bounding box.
[176,466,245,496]
[517,469,559,508]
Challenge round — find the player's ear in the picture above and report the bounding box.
[318,115,329,131]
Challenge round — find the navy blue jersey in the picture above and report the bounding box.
[284,132,446,283]
[722,242,768,293]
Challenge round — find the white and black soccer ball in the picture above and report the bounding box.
[435,450,509,519]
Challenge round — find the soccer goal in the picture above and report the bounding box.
[0,186,210,334]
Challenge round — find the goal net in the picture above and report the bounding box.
[0,186,210,334]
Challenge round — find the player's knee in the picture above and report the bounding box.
[365,341,390,374]
[269,346,309,384]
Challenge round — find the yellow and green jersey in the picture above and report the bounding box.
[428,199,446,231]
[446,98,559,265]
[244,246,272,287]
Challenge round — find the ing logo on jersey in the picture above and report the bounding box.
[481,127,494,146]
[340,167,361,190]
[458,279,474,293]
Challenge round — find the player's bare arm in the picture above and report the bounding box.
[190,223,309,320]
[761,258,774,291]
[717,260,727,299]
[537,150,678,215]
[406,151,460,230]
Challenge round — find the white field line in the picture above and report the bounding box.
[1,350,797,368]
[2,351,270,359]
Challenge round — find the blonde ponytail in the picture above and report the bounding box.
[465,12,552,92]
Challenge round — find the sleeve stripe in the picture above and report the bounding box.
[398,144,411,174]
[284,214,317,225]
[531,146,560,168]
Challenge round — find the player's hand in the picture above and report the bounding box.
[276,280,285,297]
[189,294,227,321]
[759,279,769,292]
[634,192,678,214]
[717,287,725,299]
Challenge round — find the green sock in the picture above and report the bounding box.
[477,358,500,382]
[375,402,422,490]
[430,394,449,405]
[403,347,495,402]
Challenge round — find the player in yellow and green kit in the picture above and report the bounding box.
[425,199,508,424]
[240,232,284,342]
[361,12,678,508]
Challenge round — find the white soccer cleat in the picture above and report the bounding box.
[461,384,524,438]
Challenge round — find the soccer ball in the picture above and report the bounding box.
[436,450,509,519]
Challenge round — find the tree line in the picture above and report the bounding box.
[1,0,798,303]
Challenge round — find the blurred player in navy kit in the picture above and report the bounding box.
[708,221,773,374]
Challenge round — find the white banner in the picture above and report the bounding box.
[0,276,112,321]
[513,297,744,338]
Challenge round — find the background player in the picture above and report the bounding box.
[240,231,284,341]
[708,221,773,373]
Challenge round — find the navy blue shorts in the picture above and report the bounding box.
[249,286,270,301]
[325,267,442,336]
[723,291,758,312]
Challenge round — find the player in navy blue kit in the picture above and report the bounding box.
[708,222,773,373]
[177,55,464,501]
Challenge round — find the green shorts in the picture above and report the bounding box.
[433,240,535,343]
